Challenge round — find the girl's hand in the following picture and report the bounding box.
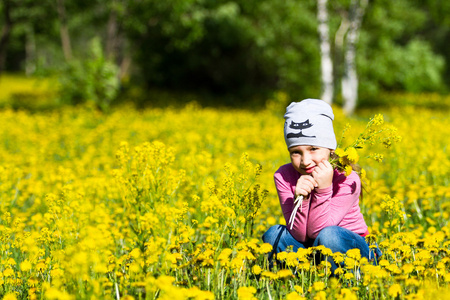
[295,175,318,198]
[311,160,333,189]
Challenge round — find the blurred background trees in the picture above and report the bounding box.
[0,0,448,112]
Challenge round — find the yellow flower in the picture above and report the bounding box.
[316,245,332,256]
[334,267,345,276]
[276,252,287,261]
[44,287,73,300]
[252,265,262,275]
[155,276,175,290]
[345,147,359,164]
[261,271,277,279]
[36,261,47,272]
[186,287,214,300]
[344,273,354,280]
[218,248,233,261]
[237,250,256,261]
[237,286,257,300]
[313,291,327,300]
[388,284,402,298]
[338,288,358,300]
[286,252,299,267]
[312,281,325,292]
[3,267,14,277]
[344,165,353,176]
[346,248,361,260]
[402,263,414,274]
[373,114,384,125]
[334,148,345,157]
[286,292,305,300]
[294,285,303,294]
[333,252,344,264]
[3,293,17,300]
[277,269,293,279]
[20,259,32,272]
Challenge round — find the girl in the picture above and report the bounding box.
[263,99,380,273]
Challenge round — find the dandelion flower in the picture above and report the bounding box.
[252,265,262,275]
[277,269,293,279]
[345,147,359,164]
[237,286,257,300]
[20,260,32,272]
[388,284,402,297]
[314,291,327,300]
[3,294,17,300]
[312,281,325,292]
[334,267,344,276]
[286,292,305,300]
[344,272,354,280]
[344,165,353,176]
[261,271,277,280]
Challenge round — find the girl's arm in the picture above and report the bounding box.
[274,165,309,242]
[306,170,361,239]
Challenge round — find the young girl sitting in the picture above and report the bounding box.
[263,99,380,273]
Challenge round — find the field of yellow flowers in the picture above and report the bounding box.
[0,88,449,299]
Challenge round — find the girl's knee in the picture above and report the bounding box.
[316,226,340,241]
[315,226,343,249]
[262,225,285,245]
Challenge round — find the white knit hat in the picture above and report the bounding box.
[284,99,337,150]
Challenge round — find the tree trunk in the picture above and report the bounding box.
[25,25,36,76]
[119,54,131,81]
[57,0,73,61]
[317,0,334,105]
[0,0,13,76]
[106,2,118,61]
[342,0,368,115]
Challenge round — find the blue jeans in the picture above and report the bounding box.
[262,225,381,273]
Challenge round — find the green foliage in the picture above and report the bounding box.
[1,0,449,108]
[58,38,119,111]
[359,39,445,94]
[9,91,59,111]
[356,0,447,101]
[126,0,320,102]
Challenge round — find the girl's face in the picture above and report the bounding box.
[289,145,332,175]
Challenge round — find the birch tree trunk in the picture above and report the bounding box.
[25,26,36,76]
[0,0,13,76]
[57,0,73,61]
[317,0,333,105]
[106,2,118,61]
[342,0,368,115]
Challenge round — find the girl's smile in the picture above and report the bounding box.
[303,166,316,174]
[288,145,332,175]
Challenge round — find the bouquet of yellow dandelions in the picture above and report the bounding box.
[330,114,402,177]
[289,114,401,230]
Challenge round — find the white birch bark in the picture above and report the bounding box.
[342,0,368,115]
[57,0,73,61]
[106,0,118,61]
[25,26,36,76]
[317,0,334,105]
[335,16,350,55]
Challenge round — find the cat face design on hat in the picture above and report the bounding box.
[286,119,316,139]
[284,99,337,150]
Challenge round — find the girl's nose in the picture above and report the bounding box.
[301,153,312,166]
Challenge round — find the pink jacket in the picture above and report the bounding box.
[274,163,369,243]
